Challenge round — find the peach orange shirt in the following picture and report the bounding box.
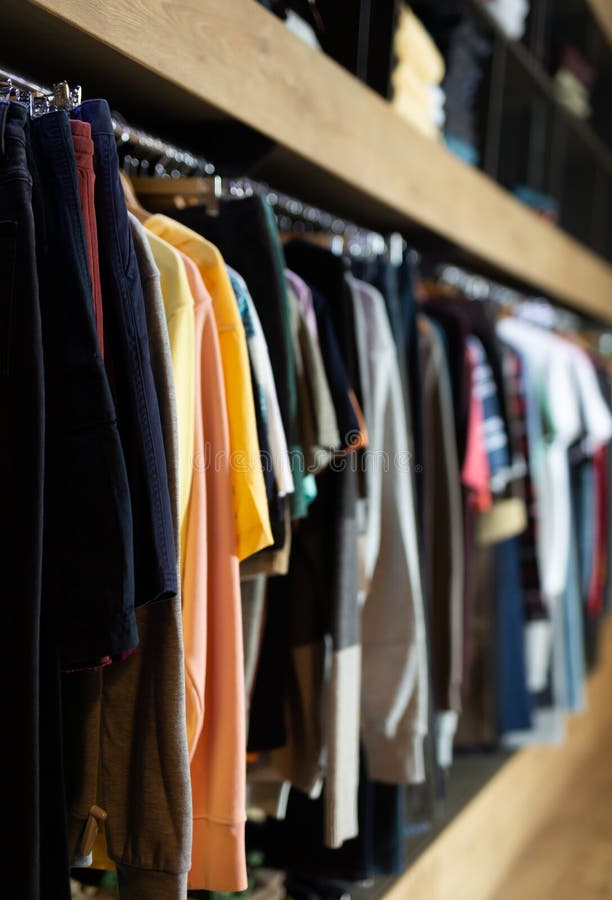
[180,253,247,892]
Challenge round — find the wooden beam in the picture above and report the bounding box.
[15,0,612,320]
[585,0,612,54]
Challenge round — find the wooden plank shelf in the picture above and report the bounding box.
[382,617,612,900]
[586,0,612,54]
[4,0,612,320]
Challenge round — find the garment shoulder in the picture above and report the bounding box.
[147,214,217,267]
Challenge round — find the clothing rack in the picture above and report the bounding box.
[0,65,597,294]
[115,117,393,259]
[437,263,524,306]
[0,68,82,115]
[0,66,48,96]
[437,262,594,334]
[113,114,216,179]
[0,62,602,308]
[0,67,208,174]
[0,62,394,260]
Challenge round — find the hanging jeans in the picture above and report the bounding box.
[0,99,45,900]
[72,98,177,607]
[29,108,138,668]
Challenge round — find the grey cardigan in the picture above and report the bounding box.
[348,275,429,785]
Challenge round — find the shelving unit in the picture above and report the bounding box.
[467,0,612,170]
[408,0,612,260]
[4,0,612,322]
[586,0,612,52]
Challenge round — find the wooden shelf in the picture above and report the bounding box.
[6,0,612,320]
[586,0,612,54]
[384,617,612,900]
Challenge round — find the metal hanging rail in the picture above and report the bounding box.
[0,66,49,95]
[0,64,391,257]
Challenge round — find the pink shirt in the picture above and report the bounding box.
[462,347,492,512]
[285,268,319,342]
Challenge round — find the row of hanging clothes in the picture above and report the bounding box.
[2,72,612,900]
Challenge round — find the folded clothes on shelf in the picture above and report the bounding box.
[481,0,530,40]
[443,17,491,165]
[391,6,446,139]
[514,184,560,224]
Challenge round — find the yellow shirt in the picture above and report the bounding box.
[145,230,195,559]
[146,215,273,561]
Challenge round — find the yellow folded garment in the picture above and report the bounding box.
[391,61,432,116]
[555,68,591,119]
[476,496,527,546]
[392,91,439,139]
[394,6,445,85]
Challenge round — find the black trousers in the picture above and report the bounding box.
[0,100,45,900]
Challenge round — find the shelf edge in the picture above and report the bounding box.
[20,0,612,321]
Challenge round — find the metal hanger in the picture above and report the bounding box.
[437,263,522,307]
[436,263,592,335]
[0,71,81,117]
[113,114,214,178]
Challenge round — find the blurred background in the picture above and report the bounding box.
[259,0,612,260]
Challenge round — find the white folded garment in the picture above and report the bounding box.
[484,0,530,40]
